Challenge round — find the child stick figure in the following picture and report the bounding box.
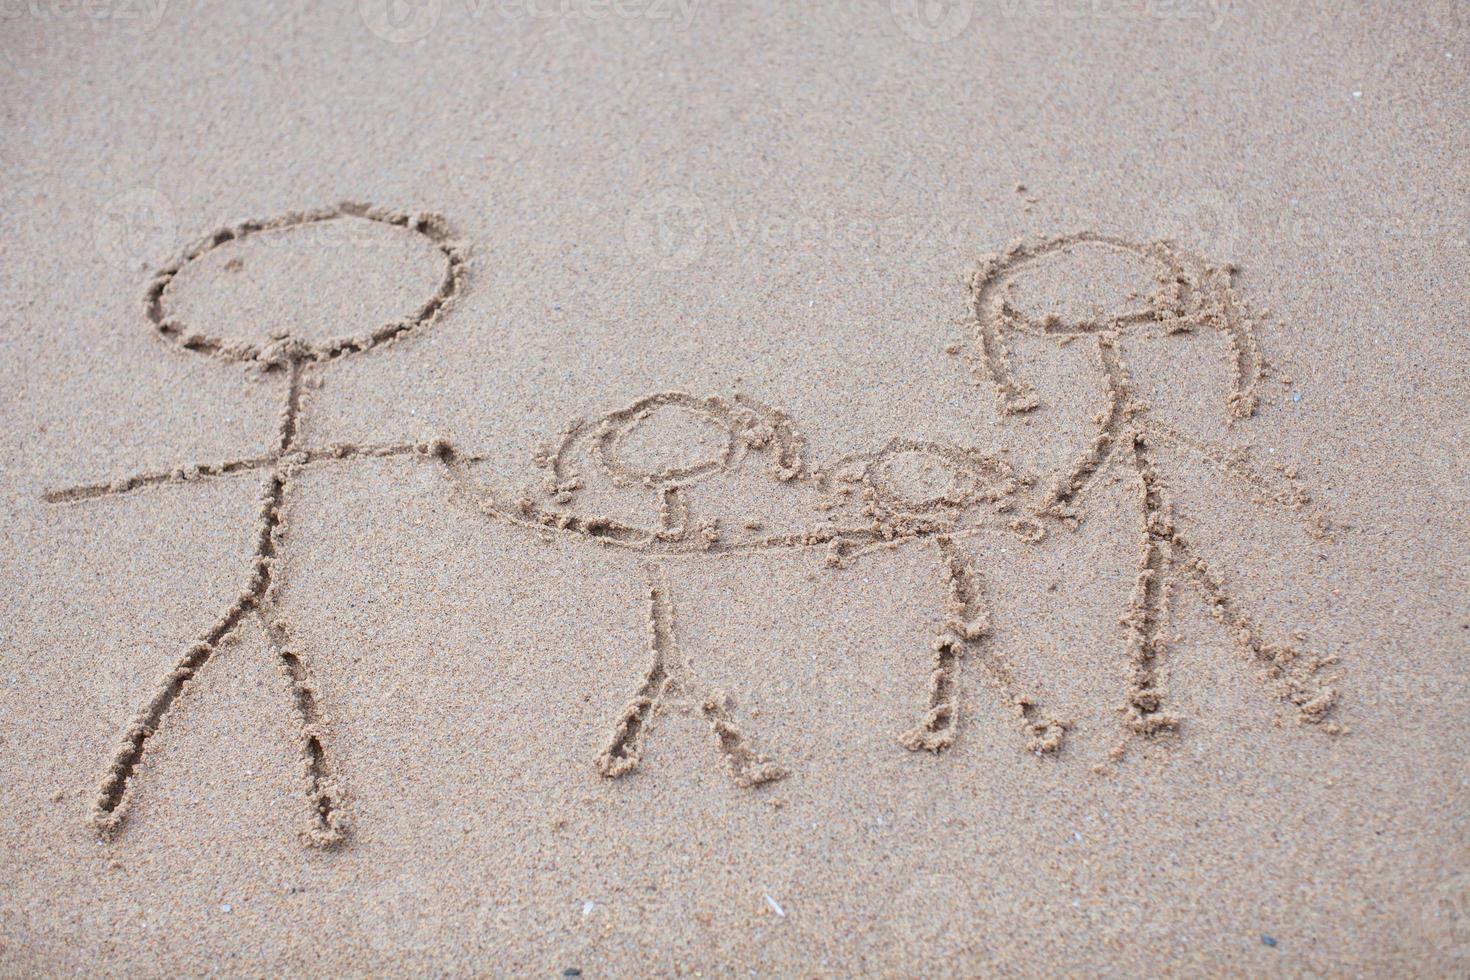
[440,393,1063,779]
[527,392,798,787]
[46,202,468,844]
[814,440,1066,755]
[968,232,1339,749]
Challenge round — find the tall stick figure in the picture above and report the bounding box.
[968,232,1339,748]
[46,202,468,843]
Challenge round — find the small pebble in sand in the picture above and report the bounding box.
[765,894,786,917]
[1262,935,1277,947]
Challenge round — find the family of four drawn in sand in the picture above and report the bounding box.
[48,203,1340,845]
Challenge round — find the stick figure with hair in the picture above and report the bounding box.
[50,214,1345,834]
[46,202,469,844]
[439,389,1066,781]
[967,232,1339,748]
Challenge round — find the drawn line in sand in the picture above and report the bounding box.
[439,397,1052,783]
[91,361,357,843]
[257,610,345,844]
[597,565,786,788]
[443,287,1338,775]
[969,233,1341,753]
[902,536,1067,754]
[144,200,467,365]
[448,393,1032,563]
[52,220,1347,839]
[52,203,468,845]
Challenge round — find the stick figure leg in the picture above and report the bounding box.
[256,608,348,845]
[1119,423,1338,740]
[1120,512,1181,738]
[1171,536,1339,725]
[598,563,786,787]
[92,587,260,835]
[902,536,1066,754]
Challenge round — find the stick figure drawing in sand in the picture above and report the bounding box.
[45,202,469,844]
[443,234,1348,784]
[436,391,1069,787]
[47,212,1344,847]
[968,232,1341,750]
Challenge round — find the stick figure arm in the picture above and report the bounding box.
[42,437,491,504]
[1140,418,1319,518]
[42,454,277,503]
[823,509,1046,568]
[297,440,491,466]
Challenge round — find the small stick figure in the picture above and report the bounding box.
[814,440,1066,754]
[45,202,468,843]
[968,232,1339,748]
[538,392,794,786]
[442,395,1063,775]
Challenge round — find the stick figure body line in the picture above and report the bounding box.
[46,202,469,844]
[968,232,1339,749]
[46,216,1344,842]
[436,395,1066,782]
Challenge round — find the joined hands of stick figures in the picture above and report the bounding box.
[47,211,1340,846]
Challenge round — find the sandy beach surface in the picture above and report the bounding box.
[2,1,1467,974]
